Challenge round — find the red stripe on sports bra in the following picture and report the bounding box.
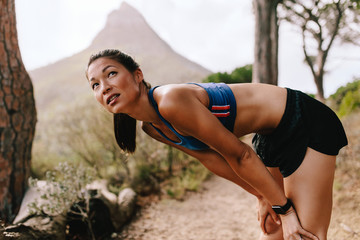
[212,105,230,110]
[213,112,230,117]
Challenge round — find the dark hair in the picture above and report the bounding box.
[114,113,137,153]
[87,49,151,153]
[88,49,140,72]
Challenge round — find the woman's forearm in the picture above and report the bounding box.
[226,145,288,206]
[199,150,263,198]
[167,144,263,199]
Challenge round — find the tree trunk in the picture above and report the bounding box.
[0,0,37,223]
[314,74,325,102]
[253,0,280,85]
[314,52,326,102]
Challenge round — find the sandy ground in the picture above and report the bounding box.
[118,173,359,240]
[119,176,259,240]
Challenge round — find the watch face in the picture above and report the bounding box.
[272,206,286,214]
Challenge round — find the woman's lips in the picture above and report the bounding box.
[107,94,120,105]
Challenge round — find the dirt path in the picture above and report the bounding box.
[118,173,359,240]
[119,176,260,240]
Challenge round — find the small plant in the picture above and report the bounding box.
[28,162,96,239]
[130,163,161,196]
[165,161,211,200]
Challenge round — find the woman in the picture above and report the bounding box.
[86,49,347,240]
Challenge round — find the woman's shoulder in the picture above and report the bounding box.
[153,84,209,119]
[154,83,206,102]
[152,84,185,104]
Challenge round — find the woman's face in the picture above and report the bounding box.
[87,57,143,114]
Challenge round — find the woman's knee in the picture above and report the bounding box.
[264,214,282,235]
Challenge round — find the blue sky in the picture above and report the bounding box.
[15,0,360,96]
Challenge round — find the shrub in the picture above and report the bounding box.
[28,162,97,239]
[330,80,360,107]
[329,79,360,117]
[337,90,360,117]
[202,64,252,84]
[164,161,211,200]
[28,162,96,216]
[130,163,161,196]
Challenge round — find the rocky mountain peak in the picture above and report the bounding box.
[90,2,168,53]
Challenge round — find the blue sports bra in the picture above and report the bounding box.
[148,82,237,151]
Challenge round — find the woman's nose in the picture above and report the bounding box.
[102,83,111,95]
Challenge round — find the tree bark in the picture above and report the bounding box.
[314,52,326,102]
[253,0,281,85]
[0,0,37,223]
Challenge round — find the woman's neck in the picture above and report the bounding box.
[126,84,161,124]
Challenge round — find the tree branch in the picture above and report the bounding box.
[302,26,316,77]
[322,1,343,65]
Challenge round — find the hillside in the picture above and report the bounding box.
[30,2,211,114]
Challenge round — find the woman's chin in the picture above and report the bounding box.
[108,106,122,114]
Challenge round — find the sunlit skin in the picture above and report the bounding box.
[87,57,337,240]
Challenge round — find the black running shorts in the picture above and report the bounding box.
[252,88,348,177]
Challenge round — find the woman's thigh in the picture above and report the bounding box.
[283,147,336,240]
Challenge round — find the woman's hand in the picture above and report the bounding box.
[280,208,319,240]
[257,197,281,234]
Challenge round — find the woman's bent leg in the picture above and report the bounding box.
[284,147,336,240]
[259,167,284,240]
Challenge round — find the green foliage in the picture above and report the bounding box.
[338,90,360,117]
[130,163,161,196]
[329,79,360,117]
[32,97,212,203]
[52,102,130,180]
[165,161,211,200]
[28,162,96,216]
[31,151,68,179]
[306,93,316,99]
[32,99,209,201]
[350,0,360,10]
[202,64,252,84]
[330,80,360,106]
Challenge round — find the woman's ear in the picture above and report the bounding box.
[134,68,144,83]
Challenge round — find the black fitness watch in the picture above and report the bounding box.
[272,198,293,215]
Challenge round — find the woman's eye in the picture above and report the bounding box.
[108,71,117,77]
[92,83,99,90]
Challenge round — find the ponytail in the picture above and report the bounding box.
[113,80,150,153]
[114,113,137,153]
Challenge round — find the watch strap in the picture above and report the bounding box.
[272,198,293,215]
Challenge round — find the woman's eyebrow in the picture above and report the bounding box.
[102,65,116,73]
[89,65,116,82]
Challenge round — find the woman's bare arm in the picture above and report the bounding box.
[142,122,262,198]
[155,89,288,207]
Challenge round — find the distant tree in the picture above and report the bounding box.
[203,72,233,84]
[231,64,253,83]
[280,0,360,101]
[203,64,252,84]
[0,0,37,223]
[253,0,282,85]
